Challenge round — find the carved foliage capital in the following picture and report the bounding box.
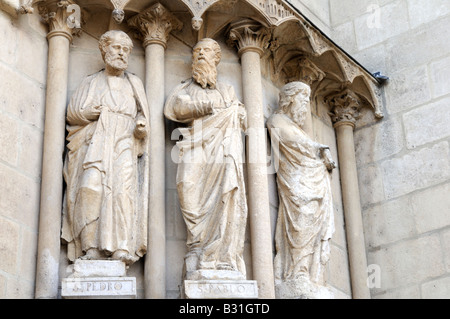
[227,20,271,57]
[327,90,361,128]
[37,0,81,40]
[283,57,325,86]
[128,3,183,48]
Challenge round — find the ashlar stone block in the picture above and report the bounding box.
[381,141,450,199]
[183,280,258,299]
[61,260,136,299]
[403,97,450,149]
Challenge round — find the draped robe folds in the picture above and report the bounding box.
[61,71,149,264]
[164,79,248,276]
[267,113,334,283]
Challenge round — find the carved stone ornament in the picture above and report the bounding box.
[19,0,37,14]
[327,89,362,128]
[61,30,150,267]
[247,0,295,26]
[227,19,271,57]
[128,3,183,48]
[267,81,335,299]
[163,38,249,281]
[37,0,82,39]
[109,0,130,24]
[283,57,325,86]
[180,0,238,30]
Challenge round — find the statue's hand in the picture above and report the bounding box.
[134,116,147,139]
[83,104,102,121]
[320,147,336,172]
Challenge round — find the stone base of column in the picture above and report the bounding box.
[182,270,258,299]
[275,278,334,299]
[61,260,136,299]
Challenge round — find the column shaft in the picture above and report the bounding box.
[241,49,275,299]
[144,43,166,299]
[35,33,71,299]
[128,3,182,299]
[335,123,371,299]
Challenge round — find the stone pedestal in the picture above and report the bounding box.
[61,260,136,299]
[182,270,258,299]
[275,278,334,299]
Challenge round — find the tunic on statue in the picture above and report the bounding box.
[164,79,248,276]
[268,113,335,282]
[61,71,149,263]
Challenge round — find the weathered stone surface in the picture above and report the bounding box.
[430,55,450,98]
[354,116,404,165]
[186,270,245,281]
[0,113,19,166]
[369,235,445,291]
[407,0,450,29]
[62,277,136,299]
[385,14,450,71]
[183,280,258,299]
[0,63,45,130]
[0,217,19,274]
[411,183,450,234]
[329,0,375,26]
[358,164,385,207]
[354,1,409,50]
[403,97,450,149]
[69,260,127,278]
[421,276,450,299]
[381,142,450,199]
[384,66,431,115]
[328,244,352,295]
[363,196,416,248]
[275,278,334,299]
[0,164,40,228]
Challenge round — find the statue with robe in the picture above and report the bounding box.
[164,38,248,279]
[61,30,149,266]
[267,81,336,297]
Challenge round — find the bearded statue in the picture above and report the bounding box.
[61,30,149,266]
[267,81,336,298]
[164,38,248,280]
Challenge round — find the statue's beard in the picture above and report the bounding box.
[290,102,308,128]
[192,59,217,89]
[105,52,128,71]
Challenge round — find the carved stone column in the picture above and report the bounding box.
[128,3,182,299]
[228,19,275,299]
[327,89,371,299]
[35,0,79,299]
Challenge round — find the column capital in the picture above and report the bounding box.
[37,0,81,41]
[326,89,362,129]
[128,3,183,49]
[227,19,271,57]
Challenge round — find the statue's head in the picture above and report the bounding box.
[112,9,125,24]
[99,30,134,72]
[192,38,222,89]
[278,81,311,127]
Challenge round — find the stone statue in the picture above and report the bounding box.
[267,81,336,298]
[61,30,149,266]
[164,38,248,279]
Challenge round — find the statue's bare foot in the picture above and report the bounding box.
[216,263,235,271]
[112,250,136,265]
[80,248,102,260]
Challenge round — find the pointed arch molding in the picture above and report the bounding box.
[178,0,384,118]
[18,0,384,116]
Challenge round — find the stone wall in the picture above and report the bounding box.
[298,0,450,298]
[0,9,47,298]
[1,0,448,299]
